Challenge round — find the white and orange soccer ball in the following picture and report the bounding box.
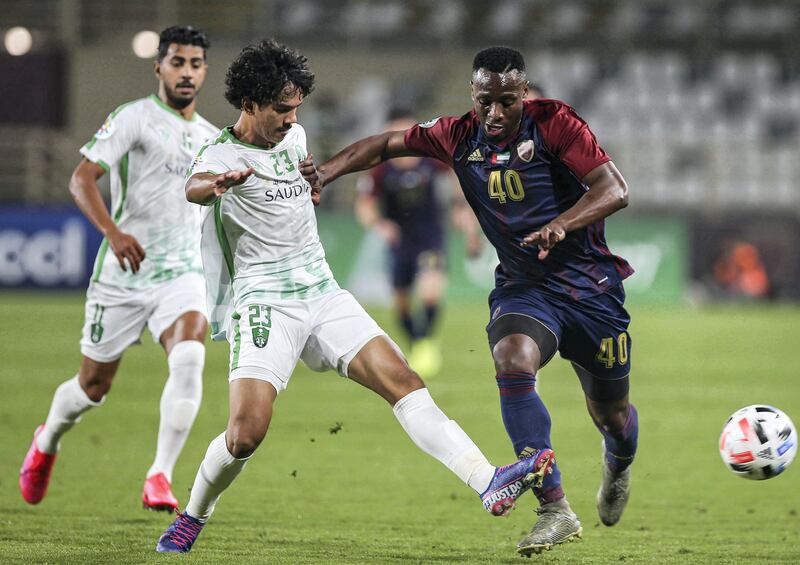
[719,405,797,480]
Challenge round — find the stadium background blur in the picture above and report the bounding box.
[1,1,799,563]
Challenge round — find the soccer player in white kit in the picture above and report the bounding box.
[19,26,218,512]
[156,39,556,554]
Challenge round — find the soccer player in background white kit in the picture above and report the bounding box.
[19,26,218,512]
[156,39,556,554]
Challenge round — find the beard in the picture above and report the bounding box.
[163,84,195,109]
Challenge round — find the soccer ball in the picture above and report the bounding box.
[719,405,797,480]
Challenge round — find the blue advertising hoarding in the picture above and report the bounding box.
[0,207,103,289]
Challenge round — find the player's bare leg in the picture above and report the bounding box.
[416,263,445,308]
[346,335,422,403]
[20,357,119,504]
[157,378,275,553]
[160,311,207,353]
[491,334,582,555]
[347,336,546,516]
[77,356,121,402]
[586,393,637,526]
[143,311,207,512]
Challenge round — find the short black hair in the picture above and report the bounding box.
[472,46,526,74]
[157,26,210,60]
[224,39,315,110]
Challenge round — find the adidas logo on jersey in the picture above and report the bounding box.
[468,149,484,162]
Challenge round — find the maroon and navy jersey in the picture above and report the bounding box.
[358,159,447,248]
[404,99,633,300]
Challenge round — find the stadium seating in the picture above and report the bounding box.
[1,0,798,208]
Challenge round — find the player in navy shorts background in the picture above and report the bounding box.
[301,46,638,556]
[356,108,478,378]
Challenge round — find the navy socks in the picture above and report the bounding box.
[496,371,563,503]
[399,303,440,341]
[596,404,639,473]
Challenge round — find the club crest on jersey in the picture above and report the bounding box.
[418,117,441,129]
[252,327,269,348]
[517,139,535,162]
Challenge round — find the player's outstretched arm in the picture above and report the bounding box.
[185,168,255,206]
[70,157,146,273]
[521,161,628,260]
[300,131,416,199]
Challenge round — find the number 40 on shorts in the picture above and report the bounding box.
[595,332,629,369]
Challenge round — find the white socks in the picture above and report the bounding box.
[147,340,205,481]
[182,388,495,524]
[37,375,103,454]
[185,432,249,522]
[392,388,495,494]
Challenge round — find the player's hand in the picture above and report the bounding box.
[375,219,401,246]
[521,220,566,260]
[212,168,255,196]
[299,154,325,206]
[107,227,146,273]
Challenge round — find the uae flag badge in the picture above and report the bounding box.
[490,151,511,164]
[517,139,535,162]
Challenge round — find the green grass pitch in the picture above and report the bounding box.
[1,293,799,564]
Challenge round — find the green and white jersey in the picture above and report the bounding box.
[190,124,338,340]
[80,94,218,288]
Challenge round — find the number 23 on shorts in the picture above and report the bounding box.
[248,304,272,349]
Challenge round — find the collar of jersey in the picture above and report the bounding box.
[148,94,198,122]
[222,125,294,151]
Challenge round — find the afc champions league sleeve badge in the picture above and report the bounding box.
[517,139,535,163]
[95,115,115,140]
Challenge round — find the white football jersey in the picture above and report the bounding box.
[189,124,338,339]
[80,95,218,288]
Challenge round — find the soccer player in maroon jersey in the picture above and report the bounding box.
[301,46,638,556]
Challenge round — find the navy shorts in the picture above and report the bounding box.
[389,245,445,289]
[486,284,632,389]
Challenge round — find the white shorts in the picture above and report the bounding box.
[228,288,386,392]
[80,272,207,363]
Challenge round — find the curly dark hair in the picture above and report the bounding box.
[157,25,210,60]
[224,39,315,110]
[472,46,526,74]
